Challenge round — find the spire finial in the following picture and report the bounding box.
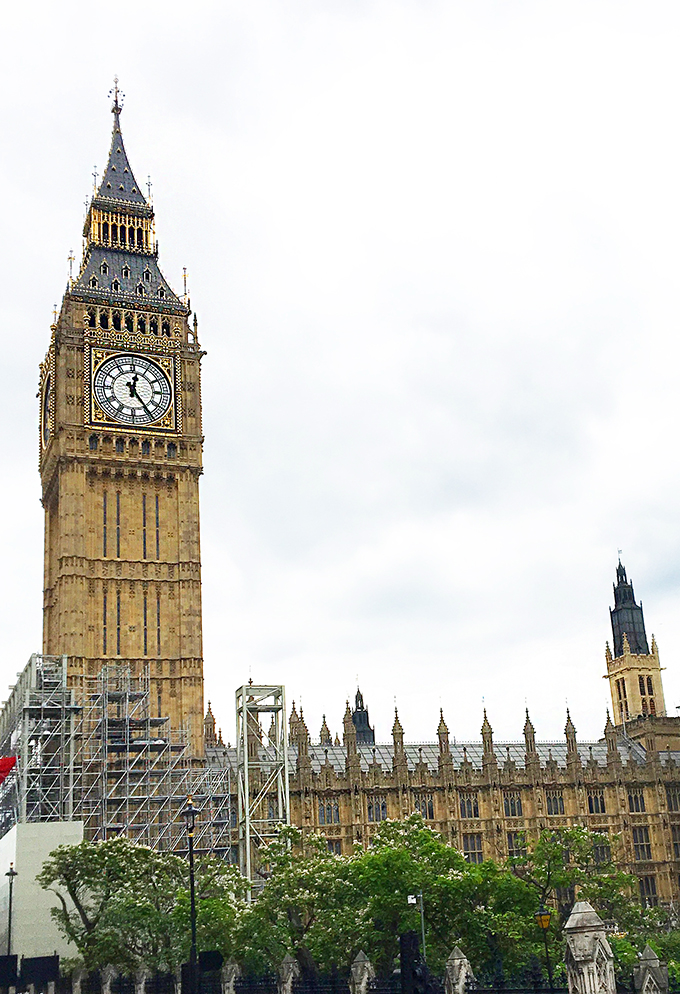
[67,249,74,285]
[110,76,123,119]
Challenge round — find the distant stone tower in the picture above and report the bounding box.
[39,85,206,755]
[606,561,666,724]
[352,688,375,745]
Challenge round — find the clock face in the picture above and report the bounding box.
[41,376,51,446]
[92,354,172,426]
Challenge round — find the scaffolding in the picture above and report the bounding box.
[0,656,234,857]
[236,684,289,898]
[0,654,78,832]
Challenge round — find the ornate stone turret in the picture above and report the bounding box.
[524,709,539,771]
[343,701,357,756]
[481,710,497,771]
[438,709,450,754]
[295,710,310,756]
[564,901,616,994]
[392,709,407,778]
[289,702,300,738]
[204,701,216,748]
[604,711,619,766]
[565,710,581,771]
[319,715,332,746]
[392,708,404,755]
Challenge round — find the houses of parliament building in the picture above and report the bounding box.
[19,88,680,909]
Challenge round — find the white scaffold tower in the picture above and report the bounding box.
[236,684,289,899]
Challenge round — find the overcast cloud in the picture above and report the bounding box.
[2,1,680,747]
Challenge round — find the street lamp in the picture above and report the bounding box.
[5,863,17,957]
[5,863,17,956]
[535,906,554,992]
[182,797,199,994]
[407,892,427,964]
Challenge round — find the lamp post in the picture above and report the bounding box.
[535,906,554,992]
[5,863,17,956]
[182,797,199,994]
[407,892,427,963]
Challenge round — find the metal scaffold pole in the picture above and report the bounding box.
[236,684,289,901]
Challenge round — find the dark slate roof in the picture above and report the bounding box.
[95,110,147,205]
[206,738,670,774]
[72,246,184,312]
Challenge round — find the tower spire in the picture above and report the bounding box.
[610,559,649,656]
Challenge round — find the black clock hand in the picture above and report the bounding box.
[131,384,153,418]
[125,374,138,398]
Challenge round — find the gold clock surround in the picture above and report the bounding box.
[85,343,181,433]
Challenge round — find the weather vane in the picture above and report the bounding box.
[147,175,152,201]
[92,166,98,191]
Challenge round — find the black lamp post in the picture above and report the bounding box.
[5,863,17,956]
[182,797,199,994]
[535,906,554,992]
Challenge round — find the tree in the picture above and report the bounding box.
[38,837,245,974]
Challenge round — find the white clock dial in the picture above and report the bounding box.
[93,354,172,426]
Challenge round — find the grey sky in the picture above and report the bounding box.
[2,1,680,746]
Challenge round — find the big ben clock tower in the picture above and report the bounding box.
[40,86,205,756]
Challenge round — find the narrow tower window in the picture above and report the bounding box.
[87,308,96,328]
[137,229,143,248]
[111,223,118,243]
[142,494,147,559]
[162,319,170,335]
[155,494,160,560]
[122,264,130,279]
[138,316,146,334]
[647,676,654,695]
[125,313,134,333]
[116,492,121,558]
[156,594,161,655]
[102,591,107,655]
[639,675,646,696]
[143,594,148,656]
[89,434,98,451]
[102,492,107,556]
[142,440,150,456]
[116,589,121,655]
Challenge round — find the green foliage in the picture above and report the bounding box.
[37,837,245,974]
[39,819,680,983]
